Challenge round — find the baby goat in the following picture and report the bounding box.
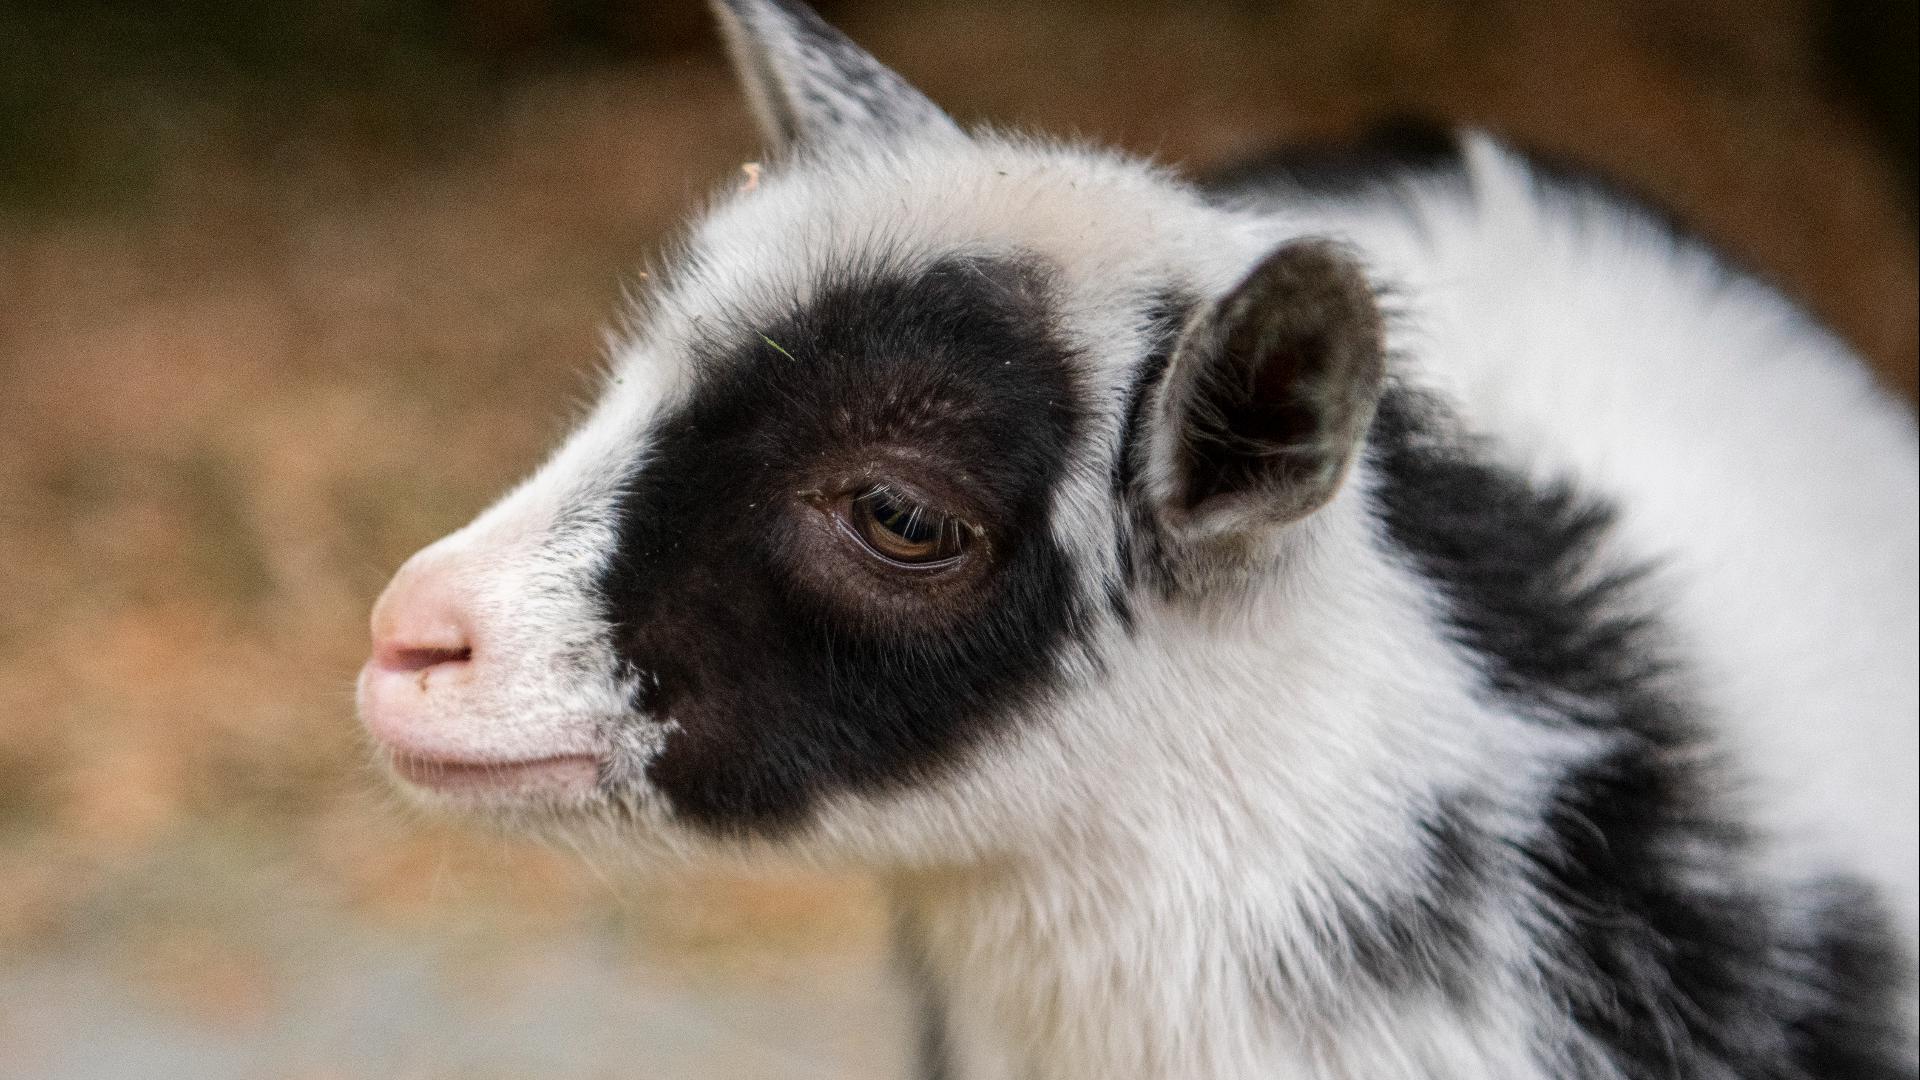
[356,1,1920,1076]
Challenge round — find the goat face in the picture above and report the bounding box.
[356,0,1387,866]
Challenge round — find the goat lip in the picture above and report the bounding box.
[388,751,602,795]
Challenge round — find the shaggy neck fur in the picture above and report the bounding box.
[882,450,1575,1080]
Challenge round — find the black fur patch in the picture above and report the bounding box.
[1201,116,1464,202]
[1369,388,1652,714]
[1340,798,1489,1002]
[594,254,1086,835]
[1273,795,1493,1004]
[1370,387,1916,1078]
[1787,881,1920,1080]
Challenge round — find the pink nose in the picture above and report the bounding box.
[367,556,475,677]
[359,550,604,794]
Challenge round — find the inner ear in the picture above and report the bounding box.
[710,0,963,154]
[1159,239,1385,534]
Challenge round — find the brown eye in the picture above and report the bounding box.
[846,485,972,567]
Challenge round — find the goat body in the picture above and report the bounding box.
[356,2,1920,1076]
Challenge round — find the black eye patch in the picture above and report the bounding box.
[593,254,1089,835]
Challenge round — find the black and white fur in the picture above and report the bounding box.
[359,2,1920,1076]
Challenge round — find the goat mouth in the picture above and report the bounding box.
[388,751,602,796]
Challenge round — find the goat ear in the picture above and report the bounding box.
[709,0,962,154]
[1152,239,1385,538]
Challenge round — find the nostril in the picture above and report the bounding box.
[376,643,474,673]
[368,550,480,678]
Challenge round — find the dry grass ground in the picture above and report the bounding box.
[0,1,1913,1076]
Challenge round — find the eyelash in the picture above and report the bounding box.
[843,482,975,568]
[863,482,941,535]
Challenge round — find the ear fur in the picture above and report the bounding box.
[709,0,962,154]
[1152,239,1386,539]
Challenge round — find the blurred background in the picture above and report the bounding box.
[0,1,1913,1077]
